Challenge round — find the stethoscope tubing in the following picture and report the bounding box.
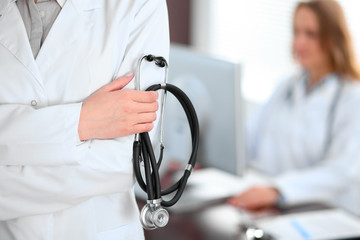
[133,83,199,207]
[133,55,199,208]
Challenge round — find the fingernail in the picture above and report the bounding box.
[126,72,134,77]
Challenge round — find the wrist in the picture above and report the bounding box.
[78,103,92,141]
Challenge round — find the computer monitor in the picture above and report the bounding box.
[162,44,245,176]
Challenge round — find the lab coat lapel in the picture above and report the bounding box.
[35,0,102,66]
[0,1,43,88]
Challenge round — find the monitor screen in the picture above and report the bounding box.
[162,44,245,176]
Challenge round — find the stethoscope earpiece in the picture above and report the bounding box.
[145,54,155,62]
[144,55,166,68]
[155,57,166,68]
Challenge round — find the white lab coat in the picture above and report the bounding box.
[248,72,360,215]
[0,0,169,239]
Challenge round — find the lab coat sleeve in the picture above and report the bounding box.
[0,0,169,220]
[0,165,135,220]
[273,87,360,205]
[0,103,85,166]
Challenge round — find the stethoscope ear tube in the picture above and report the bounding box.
[133,83,199,207]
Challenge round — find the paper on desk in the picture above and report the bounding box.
[185,168,268,195]
[256,209,360,240]
[169,168,269,212]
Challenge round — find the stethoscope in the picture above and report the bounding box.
[133,55,200,230]
[284,73,344,155]
[250,73,343,163]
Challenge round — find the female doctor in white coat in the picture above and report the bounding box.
[229,0,360,215]
[0,0,169,239]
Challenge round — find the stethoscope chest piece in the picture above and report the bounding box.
[140,199,169,230]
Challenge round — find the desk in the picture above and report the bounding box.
[136,168,360,240]
[137,200,360,240]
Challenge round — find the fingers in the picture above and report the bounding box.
[131,90,158,103]
[103,73,134,92]
[126,113,157,135]
[132,122,155,134]
[109,91,158,114]
[227,187,279,210]
[136,112,157,124]
[228,195,247,208]
[79,73,161,140]
[127,101,159,114]
[114,121,155,137]
[103,74,159,103]
[228,196,261,210]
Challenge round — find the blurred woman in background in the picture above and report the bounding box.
[229,0,360,215]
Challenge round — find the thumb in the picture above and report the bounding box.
[104,72,134,92]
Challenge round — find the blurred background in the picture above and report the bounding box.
[137,1,360,239]
[167,0,360,104]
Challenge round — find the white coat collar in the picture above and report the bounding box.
[35,0,67,8]
[0,0,13,17]
[0,1,66,14]
[57,0,67,8]
[0,0,102,88]
[0,0,101,14]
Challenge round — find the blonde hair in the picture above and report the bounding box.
[294,0,360,80]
